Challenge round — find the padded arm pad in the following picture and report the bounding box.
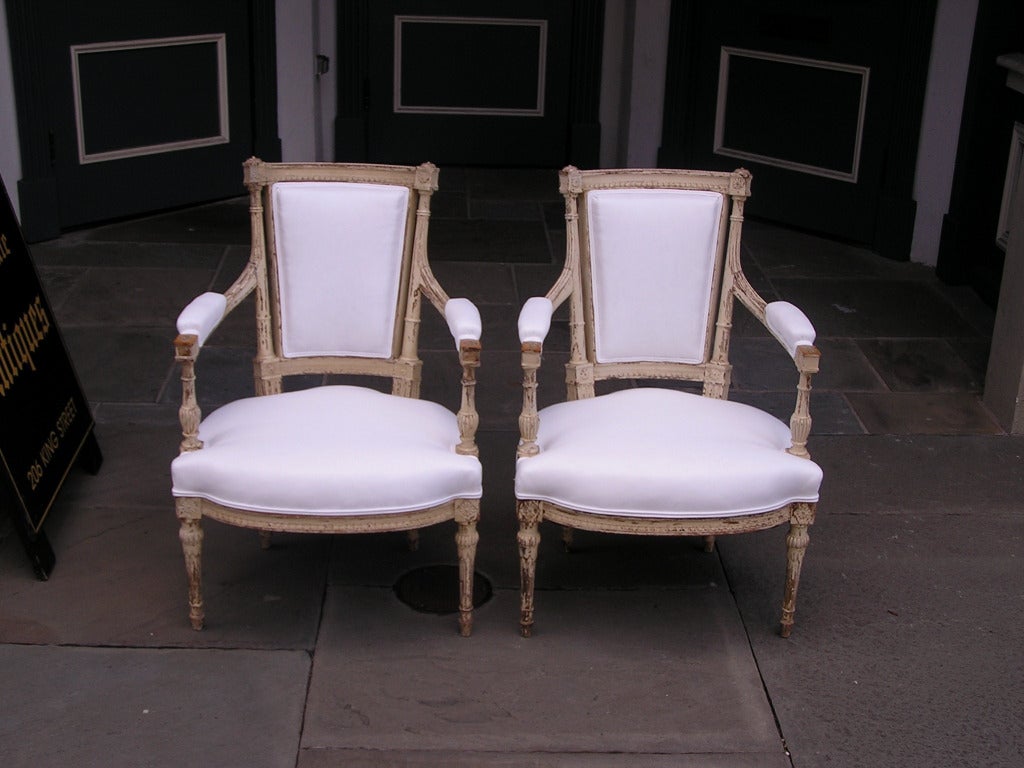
[177,292,228,347]
[444,298,482,348]
[765,301,816,358]
[518,297,554,344]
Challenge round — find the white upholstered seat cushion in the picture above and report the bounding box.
[172,386,481,515]
[515,388,821,518]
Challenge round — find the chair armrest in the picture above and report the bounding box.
[517,296,553,457]
[518,297,554,345]
[177,292,228,348]
[444,297,482,348]
[442,298,482,457]
[765,301,816,359]
[173,292,227,454]
[763,302,821,460]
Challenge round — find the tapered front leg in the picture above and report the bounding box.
[176,500,205,631]
[454,500,480,637]
[517,500,543,637]
[780,503,816,638]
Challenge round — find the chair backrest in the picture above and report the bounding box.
[553,166,754,400]
[240,159,447,397]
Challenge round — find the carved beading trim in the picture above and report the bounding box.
[196,497,467,534]
[539,503,793,537]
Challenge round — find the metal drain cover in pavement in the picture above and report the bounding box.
[394,565,492,614]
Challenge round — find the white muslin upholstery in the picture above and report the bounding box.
[272,182,409,358]
[587,189,723,363]
[444,298,482,347]
[518,297,554,343]
[177,292,227,347]
[172,386,482,515]
[516,388,822,518]
[765,301,817,359]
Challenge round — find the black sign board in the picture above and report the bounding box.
[1,176,101,578]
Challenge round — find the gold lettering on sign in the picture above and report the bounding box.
[0,294,53,396]
[0,232,11,265]
[26,397,78,491]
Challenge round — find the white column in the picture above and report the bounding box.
[983,55,1024,433]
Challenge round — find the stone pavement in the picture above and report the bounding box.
[1,168,1021,767]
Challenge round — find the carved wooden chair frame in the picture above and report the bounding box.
[173,159,482,635]
[516,166,820,637]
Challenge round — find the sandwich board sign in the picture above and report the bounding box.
[0,175,102,578]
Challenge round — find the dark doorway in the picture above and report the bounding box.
[6,0,280,241]
[335,0,603,168]
[660,0,936,260]
[937,0,1024,306]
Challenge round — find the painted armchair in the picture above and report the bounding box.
[171,159,482,635]
[515,166,822,637]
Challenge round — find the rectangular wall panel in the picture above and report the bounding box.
[71,34,229,164]
[714,47,869,183]
[394,16,546,116]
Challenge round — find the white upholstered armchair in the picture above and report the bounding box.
[171,160,483,635]
[515,167,822,637]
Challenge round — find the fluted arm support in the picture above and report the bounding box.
[173,266,257,455]
[455,338,481,457]
[173,333,202,453]
[518,341,543,458]
[788,345,820,459]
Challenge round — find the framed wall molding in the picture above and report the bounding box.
[392,15,547,117]
[70,34,230,164]
[714,46,870,183]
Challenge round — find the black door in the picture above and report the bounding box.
[337,0,603,168]
[6,0,279,239]
[660,0,936,259]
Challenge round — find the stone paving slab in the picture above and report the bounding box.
[844,391,1002,435]
[0,503,329,649]
[303,588,785,761]
[811,435,1024,514]
[0,644,309,768]
[297,748,789,767]
[719,511,1024,768]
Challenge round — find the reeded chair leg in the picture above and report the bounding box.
[703,535,716,553]
[780,521,810,638]
[454,501,480,637]
[517,501,543,637]
[177,513,205,631]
